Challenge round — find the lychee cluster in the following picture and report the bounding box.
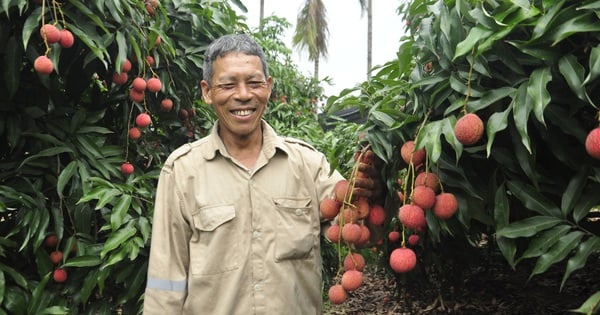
[322,147,384,305]
[388,140,459,274]
[33,23,76,75]
[43,234,76,284]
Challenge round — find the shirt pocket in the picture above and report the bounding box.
[190,205,240,276]
[273,197,314,262]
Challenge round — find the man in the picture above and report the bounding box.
[143,33,377,314]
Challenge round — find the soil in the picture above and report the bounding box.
[323,250,600,315]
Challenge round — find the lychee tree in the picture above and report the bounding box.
[326,0,600,313]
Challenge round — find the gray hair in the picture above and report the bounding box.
[202,34,269,85]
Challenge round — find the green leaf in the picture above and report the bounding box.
[110,194,132,230]
[530,230,584,278]
[559,54,591,104]
[57,161,78,197]
[467,87,516,112]
[561,236,600,290]
[63,255,103,268]
[561,166,588,217]
[496,236,517,268]
[519,225,570,260]
[569,291,600,315]
[4,35,22,99]
[493,183,509,228]
[584,44,600,85]
[21,8,41,50]
[496,216,563,238]
[417,120,444,163]
[101,222,137,258]
[454,25,494,60]
[549,10,600,46]
[41,306,69,315]
[485,106,512,158]
[18,146,75,169]
[95,188,122,210]
[512,83,533,153]
[0,270,4,305]
[506,180,563,217]
[572,184,600,223]
[527,66,551,126]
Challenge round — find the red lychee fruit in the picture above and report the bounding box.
[319,197,341,220]
[129,88,145,103]
[342,223,362,244]
[585,127,600,159]
[49,251,63,265]
[326,224,341,243]
[132,77,147,91]
[59,29,74,48]
[334,179,349,202]
[355,224,370,246]
[411,185,436,209]
[53,268,67,283]
[433,192,458,219]
[400,140,426,165]
[367,203,385,226]
[113,72,128,85]
[328,284,348,305]
[121,162,134,175]
[146,55,156,67]
[34,56,53,75]
[341,270,363,291]
[454,113,484,146]
[121,58,132,73]
[343,253,366,271]
[408,234,420,246]
[128,127,142,140]
[40,24,61,43]
[135,113,152,128]
[398,204,426,230]
[342,207,358,224]
[160,98,174,112]
[415,172,441,193]
[146,77,162,93]
[44,235,58,248]
[389,247,417,273]
[388,231,400,242]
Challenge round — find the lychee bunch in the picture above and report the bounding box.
[454,113,484,146]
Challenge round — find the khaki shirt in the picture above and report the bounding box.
[143,121,344,315]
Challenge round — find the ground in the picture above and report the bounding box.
[323,250,599,315]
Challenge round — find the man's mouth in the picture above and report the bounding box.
[232,109,255,117]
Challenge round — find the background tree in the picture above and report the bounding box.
[292,0,329,80]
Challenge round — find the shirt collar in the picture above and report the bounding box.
[201,120,287,160]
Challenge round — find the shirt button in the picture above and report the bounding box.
[252,230,260,238]
[295,208,303,215]
[254,284,261,291]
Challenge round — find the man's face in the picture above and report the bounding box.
[200,52,272,140]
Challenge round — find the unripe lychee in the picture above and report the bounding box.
[40,24,61,43]
[398,204,426,230]
[388,231,400,242]
[334,179,349,202]
[415,172,440,193]
[49,251,63,265]
[59,29,74,48]
[135,113,152,128]
[411,185,436,209]
[53,268,67,283]
[389,247,417,273]
[113,72,128,85]
[400,140,426,165]
[585,127,600,159]
[129,88,145,103]
[132,77,147,91]
[408,234,420,246]
[341,270,363,291]
[454,113,484,146]
[343,253,366,271]
[146,77,162,93]
[320,197,341,219]
[433,192,458,219]
[160,98,173,112]
[367,204,385,226]
[34,56,54,75]
[342,223,362,244]
[326,224,340,243]
[328,284,348,305]
[121,162,134,175]
[128,127,142,140]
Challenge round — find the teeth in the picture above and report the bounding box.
[232,110,253,116]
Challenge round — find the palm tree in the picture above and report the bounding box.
[292,0,329,80]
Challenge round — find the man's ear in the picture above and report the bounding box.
[200,80,211,104]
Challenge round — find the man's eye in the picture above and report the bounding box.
[217,84,236,90]
[248,81,266,88]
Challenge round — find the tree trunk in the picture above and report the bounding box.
[367,0,372,79]
[259,0,265,30]
[314,57,319,80]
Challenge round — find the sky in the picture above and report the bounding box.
[237,0,407,96]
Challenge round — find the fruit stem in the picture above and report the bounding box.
[462,47,476,115]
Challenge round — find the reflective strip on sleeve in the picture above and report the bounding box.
[146,277,187,292]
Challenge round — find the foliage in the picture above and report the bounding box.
[327,0,600,311]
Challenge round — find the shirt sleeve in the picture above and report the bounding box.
[143,163,191,314]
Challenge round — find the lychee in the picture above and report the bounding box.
[129,89,145,103]
[355,224,370,246]
[113,72,128,85]
[415,172,441,193]
[342,207,358,224]
[328,284,348,305]
[44,234,58,248]
[40,24,61,43]
[59,29,74,48]
[408,234,420,246]
[343,252,365,271]
[53,268,67,283]
[132,77,147,91]
[49,251,63,265]
[160,98,174,112]
[146,55,156,67]
[341,270,363,291]
[129,127,142,140]
[326,224,340,243]
[146,77,162,93]
[121,58,132,73]
[411,185,436,209]
[454,113,484,146]
[389,247,417,273]
[433,192,458,219]
[121,162,134,175]
[334,179,349,202]
[341,223,362,244]
[400,140,426,165]
[135,113,152,128]
[34,56,53,75]
[398,204,426,230]
[320,197,341,220]
[367,204,385,226]
[585,127,600,159]
[388,231,400,242]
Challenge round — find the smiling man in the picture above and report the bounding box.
[142,34,376,314]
